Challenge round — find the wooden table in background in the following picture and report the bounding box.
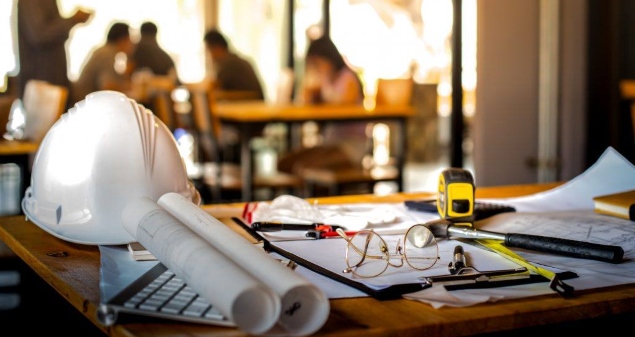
[0,140,39,208]
[214,101,415,201]
[1,183,635,336]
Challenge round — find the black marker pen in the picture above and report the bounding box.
[250,222,323,232]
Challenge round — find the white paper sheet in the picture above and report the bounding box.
[271,236,541,290]
[483,146,635,211]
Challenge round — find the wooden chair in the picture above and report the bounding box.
[144,76,179,130]
[22,80,68,142]
[375,78,414,106]
[186,82,302,202]
[284,78,412,197]
[0,95,14,137]
[278,143,399,196]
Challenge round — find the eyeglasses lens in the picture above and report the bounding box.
[404,225,439,270]
[347,230,389,277]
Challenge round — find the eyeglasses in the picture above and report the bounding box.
[336,225,440,278]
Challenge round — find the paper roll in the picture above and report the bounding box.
[121,197,281,335]
[158,192,330,336]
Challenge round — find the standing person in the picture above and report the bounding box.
[203,29,264,101]
[131,21,177,80]
[302,35,364,105]
[71,22,134,105]
[16,0,92,106]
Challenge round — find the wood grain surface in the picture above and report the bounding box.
[1,184,634,337]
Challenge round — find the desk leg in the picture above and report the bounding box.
[287,122,300,152]
[239,125,253,202]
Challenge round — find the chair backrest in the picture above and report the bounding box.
[186,81,222,163]
[22,80,68,142]
[145,76,177,130]
[375,78,413,106]
[0,95,14,136]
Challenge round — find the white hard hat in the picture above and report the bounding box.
[22,91,200,245]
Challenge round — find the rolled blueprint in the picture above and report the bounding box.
[121,197,281,335]
[158,192,330,336]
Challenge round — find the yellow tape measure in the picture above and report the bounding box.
[437,168,475,222]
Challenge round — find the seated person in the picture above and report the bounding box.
[301,35,368,165]
[131,21,177,80]
[71,22,134,105]
[203,29,264,101]
[302,35,364,105]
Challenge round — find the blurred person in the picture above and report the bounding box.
[16,0,92,107]
[71,22,134,105]
[302,35,364,105]
[203,29,264,101]
[301,35,368,164]
[131,21,177,80]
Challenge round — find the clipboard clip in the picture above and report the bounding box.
[423,245,530,286]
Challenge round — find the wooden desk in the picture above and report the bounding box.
[2,183,635,336]
[0,140,39,209]
[214,102,415,201]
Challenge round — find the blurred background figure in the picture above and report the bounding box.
[203,29,264,101]
[301,35,368,164]
[131,21,177,81]
[71,22,134,105]
[302,35,364,105]
[17,0,92,108]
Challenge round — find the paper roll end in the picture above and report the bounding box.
[231,285,281,335]
[277,285,330,336]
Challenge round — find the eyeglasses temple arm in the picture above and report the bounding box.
[336,228,350,240]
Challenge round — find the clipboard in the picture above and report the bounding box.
[231,217,578,300]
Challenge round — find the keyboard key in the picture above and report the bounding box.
[161,300,189,314]
[183,297,211,317]
[205,306,224,320]
[139,298,165,311]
